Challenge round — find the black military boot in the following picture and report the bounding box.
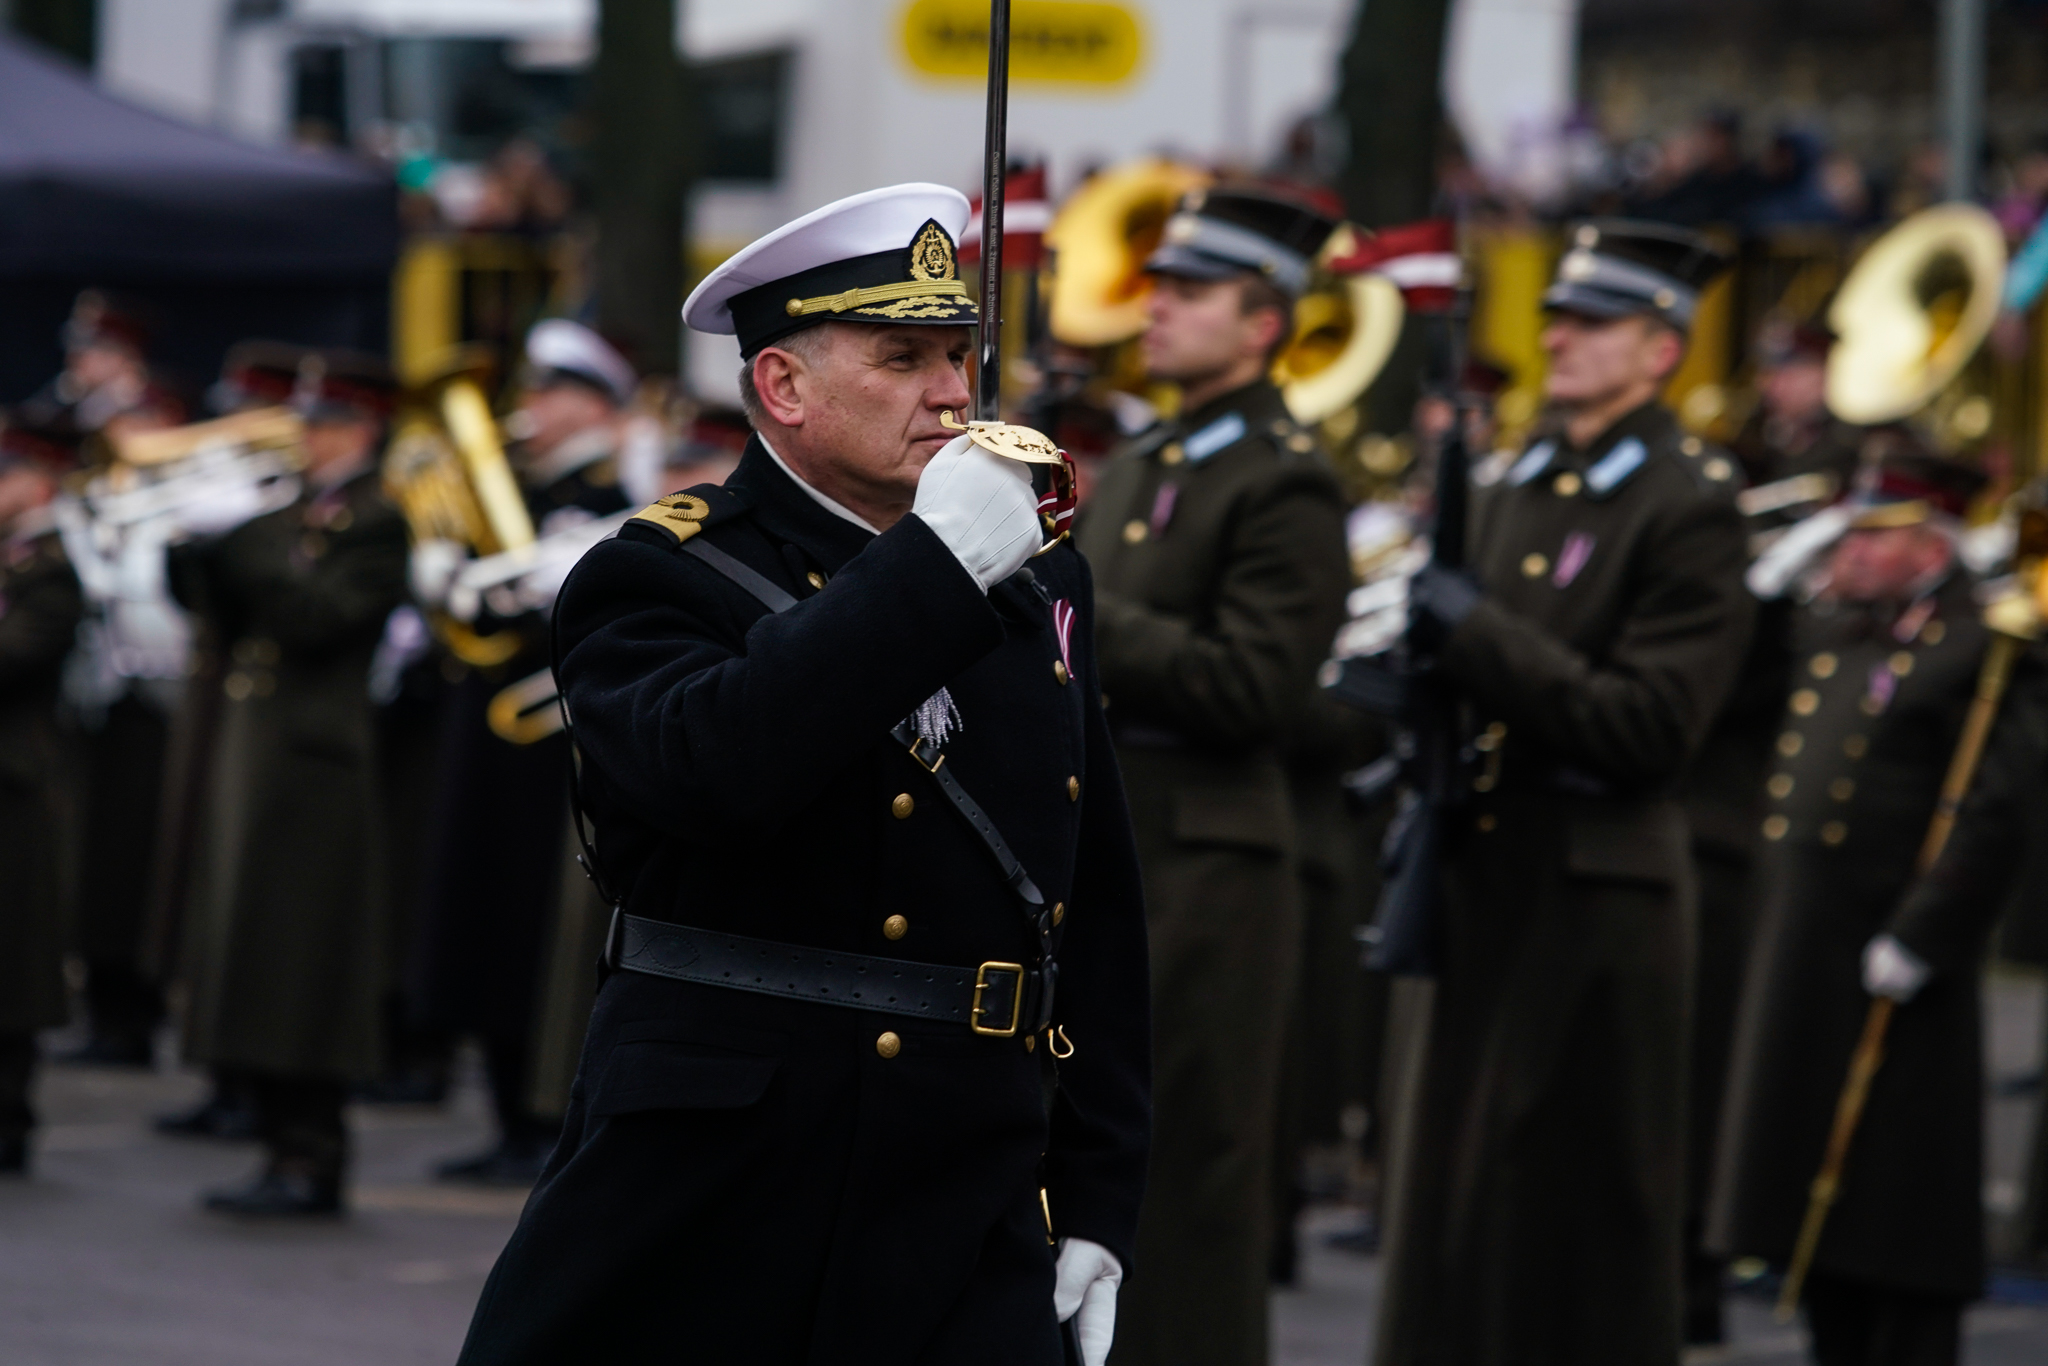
[154,1081,259,1141]
[202,1161,343,1217]
[0,1132,27,1176]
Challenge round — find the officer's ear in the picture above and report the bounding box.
[1641,317,1687,384]
[750,346,810,428]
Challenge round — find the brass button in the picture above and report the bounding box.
[1681,436,1703,456]
[1552,472,1583,497]
[1777,731,1803,757]
[1122,519,1148,545]
[1521,552,1550,578]
[1762,814,1789,841]
[806,571,826,590]
[1476,813,1498,832]
[223,671,253,701]
[1287,432,1316,453]
[1844,734,1868,759]
[1704,456,1733,482]
[1160,442,1185,466]
[1829,778,1855,802]
[1024,1033,1037,1052]
[1820,820,1848,846]
[1067,776,1080,801]
[1767,774,1793,799]
[1790,689,1819,716]
[1859,694,1884,716]
[1052,901,1065,926]
[883,914,909,941]
[1053,659,1070,685]
[875,1032,901,1059]
[891,792,915,819]
[1922,620,1946,645]
[1810,652,1838,679]
[1889,651,1915,677]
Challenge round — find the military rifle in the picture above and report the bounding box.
[1327,295,1473,976]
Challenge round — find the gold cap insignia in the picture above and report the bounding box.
[1560,249,1598,281]
[908,220,957,283]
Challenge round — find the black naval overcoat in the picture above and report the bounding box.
[1376,402,1753,1366]
[457,440,1151,1366]
[1708,571,2025,1301]
[0,522,83,1041]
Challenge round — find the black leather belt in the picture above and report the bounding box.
[612,913,1056,1037]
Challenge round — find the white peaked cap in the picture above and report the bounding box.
[682,183,973,339]
[526,319,636,405]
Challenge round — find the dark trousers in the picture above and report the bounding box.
[0,1034,36,1139]
[252,1074,348,1175]
[1805,1272,1962,1366]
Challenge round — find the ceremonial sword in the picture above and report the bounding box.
[937,0,1080,555]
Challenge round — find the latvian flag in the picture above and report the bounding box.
[961,164,1051,271]
[1326,218,1461,313]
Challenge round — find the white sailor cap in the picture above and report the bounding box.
[682,183,976,357]
[525,319,636,406]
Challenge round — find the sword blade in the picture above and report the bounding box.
[977,0,1012,421]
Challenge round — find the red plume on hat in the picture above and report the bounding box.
[1325,219,1460,313]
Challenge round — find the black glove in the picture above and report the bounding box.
[1409,563,1482,632]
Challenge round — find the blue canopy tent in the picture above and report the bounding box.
[0,36,398,402]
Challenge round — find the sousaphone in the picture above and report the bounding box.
[1273,224,1405,426]
[1827,203,2006,440]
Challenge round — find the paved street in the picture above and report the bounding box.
[4,975,2048,1366]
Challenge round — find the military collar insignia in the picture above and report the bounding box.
[1505,439,1557,486]
[1184,411,1247,464]
[1584,436,1648,498]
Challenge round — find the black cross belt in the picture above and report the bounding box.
[613,913,1056,1037]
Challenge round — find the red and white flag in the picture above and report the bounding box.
[961,165,1051,271]
[1326,218,1461,312]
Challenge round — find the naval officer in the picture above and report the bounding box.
[456,184,1150,1366]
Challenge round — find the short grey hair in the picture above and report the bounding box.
[737,323,838,429]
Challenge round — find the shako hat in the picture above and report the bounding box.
[1146,185,1339,298]
[524,319,636,406]
[684,183,976,357]
[1543,219,1730,332]
[218,340,313,411]
[1845,426,1985,529]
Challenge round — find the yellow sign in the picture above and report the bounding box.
[901,0,1143,86]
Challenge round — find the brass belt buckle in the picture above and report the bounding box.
[970,961,1026,1037]
[906,736,946,773]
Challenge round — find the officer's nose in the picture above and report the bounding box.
[932,357,973,413]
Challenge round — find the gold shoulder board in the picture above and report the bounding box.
[632,493,712,543]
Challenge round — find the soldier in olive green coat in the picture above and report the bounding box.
[0,452,85,1174]
[170,360,409,1216]
[1380,222,1754,1365]
[1072,187,1352,1366]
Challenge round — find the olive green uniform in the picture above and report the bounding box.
[0,522,85,1149]
[1376,402,1753,1365]
[1708,571,2010,1315]
[1072,378,1351,1366]
[171,471,409,1106]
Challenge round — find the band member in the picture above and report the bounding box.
[171,355,409,1215]
[1709,436,2008,1365]
[0,435,85,1174]
[1378,221,1754,1363]
[455,184,1149,1366]
[1730,320,1862,492]
[415,319,635,1183]
[1070,186,1351,1365]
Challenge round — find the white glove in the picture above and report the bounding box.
[410,537,467,610]
[172,474,295,539]
[911,433,1042,592]
[1053,1237,1121,1366]
[1862,933,1931,1002]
